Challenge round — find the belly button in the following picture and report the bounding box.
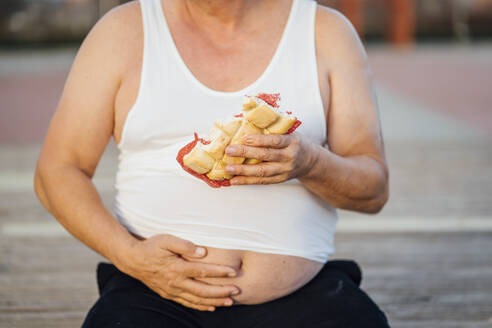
[237,259,244,276]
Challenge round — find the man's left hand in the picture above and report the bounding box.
[224,133,319,185]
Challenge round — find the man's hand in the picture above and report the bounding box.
[122,234,240,312]
[223,133,319,185]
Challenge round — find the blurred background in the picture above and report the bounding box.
[0,1,491,327]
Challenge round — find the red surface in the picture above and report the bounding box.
[256,93,280,108]
[0,73,66,143]
[176,132,229,188]
[286,119,302,134]
[2,49,490,142]
[369,50,492,137]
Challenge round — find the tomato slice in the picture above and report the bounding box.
[256,93,280,108]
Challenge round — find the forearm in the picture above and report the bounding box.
[34,164,138,270]
[298,144,389,213]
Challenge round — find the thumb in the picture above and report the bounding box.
[158,234,207,258]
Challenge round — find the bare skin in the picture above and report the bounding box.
[34,0,388,313]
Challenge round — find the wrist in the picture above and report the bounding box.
[109,231,141,276]
[300,142,322,180]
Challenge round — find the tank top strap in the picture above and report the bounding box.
[138,0,173,57]
[275,0,318,71]
[266,0,325,146]
[285,0,316,36]
[139,0,159,40]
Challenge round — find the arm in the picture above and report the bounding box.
[297,7,389,213]
[34,3,239,312]
[34,5,133,266]
[223,8,388,213]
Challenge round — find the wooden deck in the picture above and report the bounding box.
[1,232,491,327]
[1,140,491,327]
[1,45,492,327]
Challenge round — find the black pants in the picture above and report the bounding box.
[82,260,390,328]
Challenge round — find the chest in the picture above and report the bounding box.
[166,18,288,93]
[113,8,330,145]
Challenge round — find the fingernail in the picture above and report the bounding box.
[227,271,237,277]
[244,136,253,143]
[226,165,234,173]
[224,299,233,306]
[226,146,235,155]
[230,288,240,295]
[208,307,215,312]
[194,247,206,257]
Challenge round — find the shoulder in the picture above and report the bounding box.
[314,4,368,70]
[78,1,143,75]
[96,0,142,31]
[314,4,357,35]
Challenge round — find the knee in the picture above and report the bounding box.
[316,275,390,328]
[82,290,149,328]
[81,289,187,328]
[345,305,390,328]
[340,282,390,327]
[81,293,121,328]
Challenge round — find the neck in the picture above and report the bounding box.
[182,0,268,33]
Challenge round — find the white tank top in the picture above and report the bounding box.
[113,0,338,263]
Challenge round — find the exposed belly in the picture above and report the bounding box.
[181,244,324,305]
[119,173,336,305]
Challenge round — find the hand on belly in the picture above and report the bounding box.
[182,245,324,305]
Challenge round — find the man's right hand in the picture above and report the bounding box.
[121,234,240,312]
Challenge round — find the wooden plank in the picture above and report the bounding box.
[1,233,491,327]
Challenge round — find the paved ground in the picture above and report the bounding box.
[0,43,491,327]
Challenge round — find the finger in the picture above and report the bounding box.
[179,261,238,278]
[179,291,234,307]
[226,162,286,177]
[243,133,292,148]
[172,295,216,312]
[156,234,207,258]
[231,173,288,186]
[179,278,240,298]
[225,145,286,162]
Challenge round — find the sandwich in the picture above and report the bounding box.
[176,93,302,188]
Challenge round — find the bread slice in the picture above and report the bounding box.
[222,119,263,164]
[242,97,258,111]
[201,125,232,160]
[214,117,242,136]
[206,160,233,180]
[244,102,280,128]
[183,143,216,174]
[264,114,297,134]
[244,158,262,165]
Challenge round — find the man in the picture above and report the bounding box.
[34,0,389,326]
